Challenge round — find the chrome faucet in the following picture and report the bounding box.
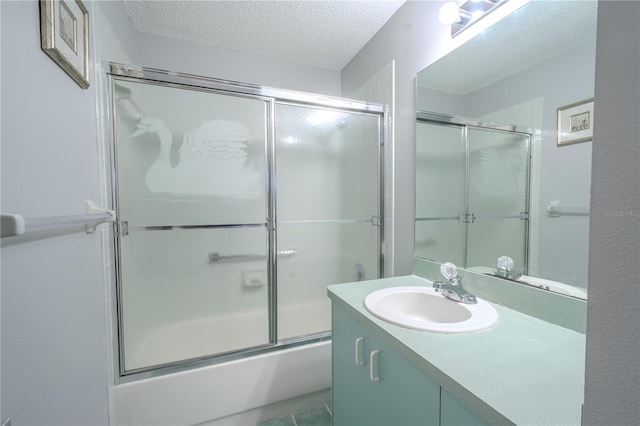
[432,262,477,304]
[493,256,522,281]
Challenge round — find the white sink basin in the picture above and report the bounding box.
[364,286,499,333]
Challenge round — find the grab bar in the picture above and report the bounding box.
[208,249,297,264]
[547,200,589,217]
[1,201,116,238]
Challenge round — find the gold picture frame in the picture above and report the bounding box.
[557,98,594,146]
[40,0,89,89]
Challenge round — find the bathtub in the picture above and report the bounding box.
[114,304,332,425]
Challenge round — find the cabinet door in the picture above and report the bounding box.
[332,304,440,426]
[332,304,376,425]
[441,388,488,426]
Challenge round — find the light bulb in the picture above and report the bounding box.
[439,2,461,25]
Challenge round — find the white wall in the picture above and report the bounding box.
[95,0,140,63]
[136,32,341,96]
[584,1,640,424]
[0,1,109,425]
[341,0,453,275]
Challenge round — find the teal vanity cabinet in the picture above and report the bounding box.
[329,276,586,426]
[332,303,488,426]
[332,304,440,425]
[441,388,488,425]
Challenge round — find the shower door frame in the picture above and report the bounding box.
[106,64,387,382]
[415,111,532,271]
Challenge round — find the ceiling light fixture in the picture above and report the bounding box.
[439,2,461,26]
[440,0,512,37]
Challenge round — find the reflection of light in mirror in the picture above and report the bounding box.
[282,136,299,146]
[470,10,484,22]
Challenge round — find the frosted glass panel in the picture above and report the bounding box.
[467,219,527,271]
[277,222,379,340]
[275,104,380,221]
[468,128,529,217]
[416,122,465,218]
[114,80,268,226]
[414,220,464,265]
[120,227,269,371]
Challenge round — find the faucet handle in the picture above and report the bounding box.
[440,262,460,281]
[497,256,514,271]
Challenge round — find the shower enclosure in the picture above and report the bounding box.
[415,112,531,271]
[108,65,385,377]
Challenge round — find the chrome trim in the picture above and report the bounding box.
[417,110,533,135]
[472,215,530,220]
[116,333,331,384]
[277,331,332,346]
[124,223,266,232]
[463,125,470,267]
[524,132,532,274]
[208,249,296,264]
[278,218,374,225]
[416,214,528,221]
[109,63,386,114]
[378,112,386,278]
[267,98,278,345]
[415,216,460,221]
[107,73,128,379]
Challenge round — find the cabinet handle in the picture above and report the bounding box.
[370,350,381,382]
[355,337,365,366]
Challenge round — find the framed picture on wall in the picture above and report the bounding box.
[557,98,594,146]
[40,0,90,89]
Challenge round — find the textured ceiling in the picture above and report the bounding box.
[417,0,598,95]
[123,0,406,70]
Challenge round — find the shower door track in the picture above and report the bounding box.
[107,63,387,383]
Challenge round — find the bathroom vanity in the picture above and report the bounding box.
[328,275,586,425]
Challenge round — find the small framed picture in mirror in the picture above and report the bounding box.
[557,98,594,146]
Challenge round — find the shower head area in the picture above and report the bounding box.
[107,64,386,379]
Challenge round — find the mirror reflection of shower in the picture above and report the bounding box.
[414,1,596,300]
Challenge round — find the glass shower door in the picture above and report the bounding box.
[414,121,466,265]
[113,79,270,372]
[466,128,530,270]
[275,104,382,341]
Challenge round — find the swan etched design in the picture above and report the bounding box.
[131,117,261,199]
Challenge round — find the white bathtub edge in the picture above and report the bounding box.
[113,341,331,426]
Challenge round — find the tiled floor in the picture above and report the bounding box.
[258,404,332,426]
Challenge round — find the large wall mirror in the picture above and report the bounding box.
[415,1,597,300]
